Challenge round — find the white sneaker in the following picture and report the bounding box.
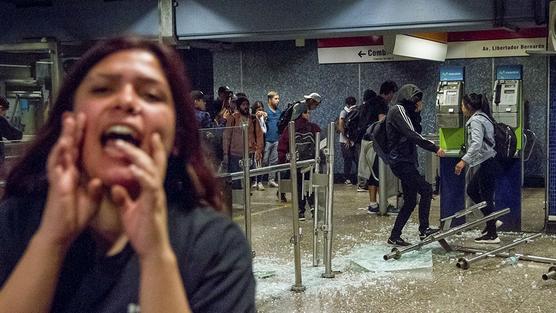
[344,179,352,185]
[481,220,504,235]
[251,182,258,189]
[268,180,279,188]
[257,182,265,191]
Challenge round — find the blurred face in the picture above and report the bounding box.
[415,100,424,112]
[269,95,279,107]
[307,99,320,110]
[255,105,264,113]
[238,100,250,116]
[0,106,7,117]
[73,49,176,190]
[384,91,395,103]
[194,98,207,111]
[461,101,471,117]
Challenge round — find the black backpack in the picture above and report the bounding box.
[366,119,390,164]
[295,131,316,161]
[277,102,298,135]
[343,106,361,141]
[478,113,517,161]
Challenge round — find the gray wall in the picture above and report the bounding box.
[213,40,547,179]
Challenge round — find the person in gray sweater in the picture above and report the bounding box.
[455,93,500,244]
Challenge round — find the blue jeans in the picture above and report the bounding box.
[263,141,279,181]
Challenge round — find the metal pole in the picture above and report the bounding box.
[378,157,387,215]
[217,160,315,180]
[241,123,253,251]
[313,132,320,267]
[456,233,541,270]
[542,266,556,281]
[322,122,335,278]
[288,121,305,292]
[456,247,556,266]
[384,208,510,260]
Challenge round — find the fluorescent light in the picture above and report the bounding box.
[393,34,448,62]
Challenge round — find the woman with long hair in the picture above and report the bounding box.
[0,37,255,312]
[455,93,500,243]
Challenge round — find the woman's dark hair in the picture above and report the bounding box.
[362,89,376,103]
[379,80,398,95]
[463,93,492,118]
[345,96,356,107]
[251,100,263,114]
[5,36,222,211]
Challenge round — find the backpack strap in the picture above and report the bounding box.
[475,112,495,147]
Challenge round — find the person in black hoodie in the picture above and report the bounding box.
[385,84,445,246]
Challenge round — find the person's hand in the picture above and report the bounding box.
[109,133,173,260]
[255,151,263,162]
[455,160,466,175]
[256,111,267,119]
[436,148,446,158]
[38,113,103,249]
[222,110,231,121]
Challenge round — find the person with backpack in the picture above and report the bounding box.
[385,84,446,246]
[277,92,321,135]
[455,93,501,244]
[276,92,321,203]
[338,96,358,185]
[277,102,321,221]
[357,81,398,212]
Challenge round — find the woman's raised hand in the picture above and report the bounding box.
[110,133,172,260]
[39,113,103,249]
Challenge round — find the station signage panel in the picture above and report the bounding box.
[318,28,546,64]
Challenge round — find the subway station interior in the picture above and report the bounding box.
[3,0,556,312]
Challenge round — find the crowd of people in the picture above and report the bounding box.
[0,35,504,312]
[192,79,501,247]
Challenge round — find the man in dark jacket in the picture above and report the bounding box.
[385,84,445,246]
[357,81,398,212]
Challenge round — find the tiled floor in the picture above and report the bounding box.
[233,184,555,313]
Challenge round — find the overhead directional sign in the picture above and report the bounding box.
[318,28,547,64]
[317,36,409,64]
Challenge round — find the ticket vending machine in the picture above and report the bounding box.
[492,79,521,128]
[490,64,523,231]
[438,66,468,227]
[436,80,464,128]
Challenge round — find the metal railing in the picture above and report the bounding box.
[210,121,336,291]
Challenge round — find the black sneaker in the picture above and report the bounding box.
[298,212,306,221]
[419,228,440,240]
[280,193,287,203]
[474,233,500,244]
[386,204,400,214]
[387,237,411,246]
[367,205,379,214]
[310,207,315,218]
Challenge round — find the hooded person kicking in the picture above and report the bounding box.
[385,84,446,246]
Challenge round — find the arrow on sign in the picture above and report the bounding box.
[358,50,367,58]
